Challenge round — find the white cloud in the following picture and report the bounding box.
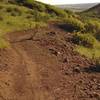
[36,0,100,4]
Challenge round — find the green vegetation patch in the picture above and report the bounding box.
[0,3,48,33]
[0,32,9,48]
[73,33,100,58]
[75,45,100,59]
[0,38,9,48]
[63,16,85,32]
[85,19,100,40]
[73,33,97,48]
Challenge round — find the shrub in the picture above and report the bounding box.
[63,17,85,32]
[25,0,34,4]
[46,5,67,17]
[0,16,3,21]
[0,5,3,10]
[64,9,75,17]
[6,7,13,12]
[6,6,22,16]
[26,14,33,19]
[32,1,46,12]
[85,20,100,40]
[73,33,96,48]
[26,10,34,15]
[16,0,34,4]
[11,11,18,16]
[32,11,50,22]
[13,7,22,15]
[85,20,100,33]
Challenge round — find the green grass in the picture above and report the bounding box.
[75,41,100,58]
[0,32,9,48]
[0,38,9,48]
[73,33,97,48]
[0,1,71,48]
[0,3,48,32]
[0,2,48,48]
[0,0,99,55]
[0,1,76,33]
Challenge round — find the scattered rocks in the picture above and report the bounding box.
[63,58,69,63]
[49,48,61,56]
[49,48,58,56]
[46,31,56,36]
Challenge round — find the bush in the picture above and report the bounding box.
[6,6,22,16]
[0,5,3,10]
[16,0,34,4]
[46,5,67,17]
[73,33,96,48]
[6,7,13,12]
[6,21,12,25]
[25,0,34,4]
[63,17,85,32]
[85,20,100,40]
[13,7,22,15]
[0,16,3,21]
[85,20,100,33]
[32,11,50,22]
[64,9,75,17]
[32,1,46,12]
[26,14,33,19]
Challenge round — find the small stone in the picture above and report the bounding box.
[63,58,68,63]
[73,67,81,73]
[49,49,58,56]
[65,72,69,75]
[47,31,56,36]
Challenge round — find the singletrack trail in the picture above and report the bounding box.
[0,23,100,100]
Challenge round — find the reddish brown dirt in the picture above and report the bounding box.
[0,23,100,100]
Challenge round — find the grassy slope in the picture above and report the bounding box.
[81,4,100,18]
[0,1,74,33]
[75,4,100,59]
[0,2,47,33]
[75,41,100,59]
[0,1,69,48]
[0,1,100,59]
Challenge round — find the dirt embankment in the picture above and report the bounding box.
[0,24,100,100]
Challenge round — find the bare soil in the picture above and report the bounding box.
[0,23,100,100]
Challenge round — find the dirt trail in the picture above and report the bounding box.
[0,23,100,100]
[12,45,37,100]
[12,44,54,100]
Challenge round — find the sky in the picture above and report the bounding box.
[36,0,100,5]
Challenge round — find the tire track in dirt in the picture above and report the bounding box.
[11,44,38,100]
[11,43,54,100]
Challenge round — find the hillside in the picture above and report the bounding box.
[82,3,100,18]
[56,3,98,12]
[0,1,100,100]
[1,20,100,100]
[0,0,70,33]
